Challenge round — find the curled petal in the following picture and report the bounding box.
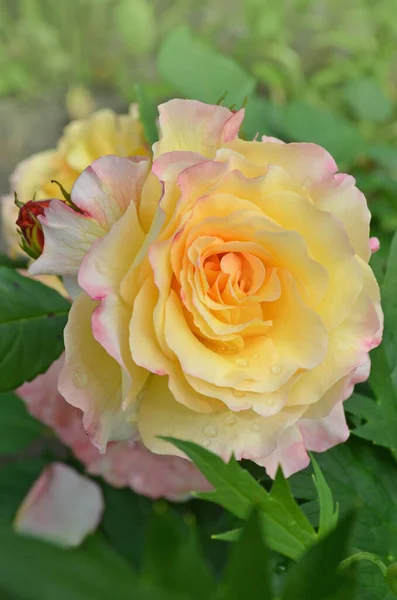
[154,99,244,159]
[258,402,349,478]
[59,292,137,451]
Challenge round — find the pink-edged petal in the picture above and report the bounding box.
[222,139,337,186]
[71,155,150,229]
[256,426,310,479]
[299,402,349,453]
[257,402,349,478]
[79,199,146,375]
[59,292,137,451]
[29,200,105,277]
[88,440,212,501]
[370,237,380,254]
[14,463,103,547]
[312,173,371,262]
[154,99,244,159]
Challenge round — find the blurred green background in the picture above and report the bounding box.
[1,0,397,269]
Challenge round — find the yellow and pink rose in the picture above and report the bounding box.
[21,99,383,478]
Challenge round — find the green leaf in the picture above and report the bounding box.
[242,96,283,140]
[166,438,316,560]
[0,392,43,454]
[143,506,214,600]
[290,440,397,600]
[311,455,339,538]
[0,459,49,524]
[158,26,256,106]
[281,514,356,600]
[345,233,397,455]
[135,84,159,147]
[280,101,366,165]
[0,267,69,392]
[0,254,28,269]
[218,510,273,600]
[0,528,138,600]
[271,468,316,539]
[100,485,152,567]
[115,0,156,57]
[382,231,397,368]
[344,78,393,123]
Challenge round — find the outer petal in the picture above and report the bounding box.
[59,292,136,451]
[29,200,105,276]
[312,173,371,262]
[30,155,150,277]
[14,463,103,547]
[18,356,211,501]
[154,99,244,159]
[138,375,306,462]
[221,139,337,186]
[71,155,149,230]
[258,402,349,478]
[87,440,212,501]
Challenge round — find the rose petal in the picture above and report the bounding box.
[14,463,103,547]
[154,99,244,159]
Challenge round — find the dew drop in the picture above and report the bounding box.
[251,423,260,432]
[232,389,246,398]
[268,397,275,407]
[252,352,259,359]
[202,439,211,447]
[235,358,248,368]
[73,370,88,389]
[203,424,218,438]
[224,414,237,426]
[271,364,282,375]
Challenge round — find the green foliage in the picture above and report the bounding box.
[135,84,159,147]
[344,78,393,123]
[143,508,215,599]
[0,254,28,269]
[216,510,273,600]
[278,101,366,166]
[0,392,43,454]
[166,437,316,560]
[291,440,397,599]
[346,234,397,455]
[281,514,356,600]
[0,267,69,392]
[311,455,339,539]
[158,26,256,106]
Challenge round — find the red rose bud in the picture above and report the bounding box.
[16,200,51,260]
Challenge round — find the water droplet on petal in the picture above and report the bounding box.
[225,414,237,426]
[235,358,248,367]
[268,397,275,407]
[271,364,282,375]
[203,424,218,438]
[232,389,246,398]
[252,352,259,359]
[251,423,260,432]
[73,370,88,389]
[202,439,211,447]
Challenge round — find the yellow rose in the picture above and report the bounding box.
[1,105,149,257]
[30,100,382,477]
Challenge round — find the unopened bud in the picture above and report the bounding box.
[16,200,51,259]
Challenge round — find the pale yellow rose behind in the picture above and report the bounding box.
[1,105,149,257]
